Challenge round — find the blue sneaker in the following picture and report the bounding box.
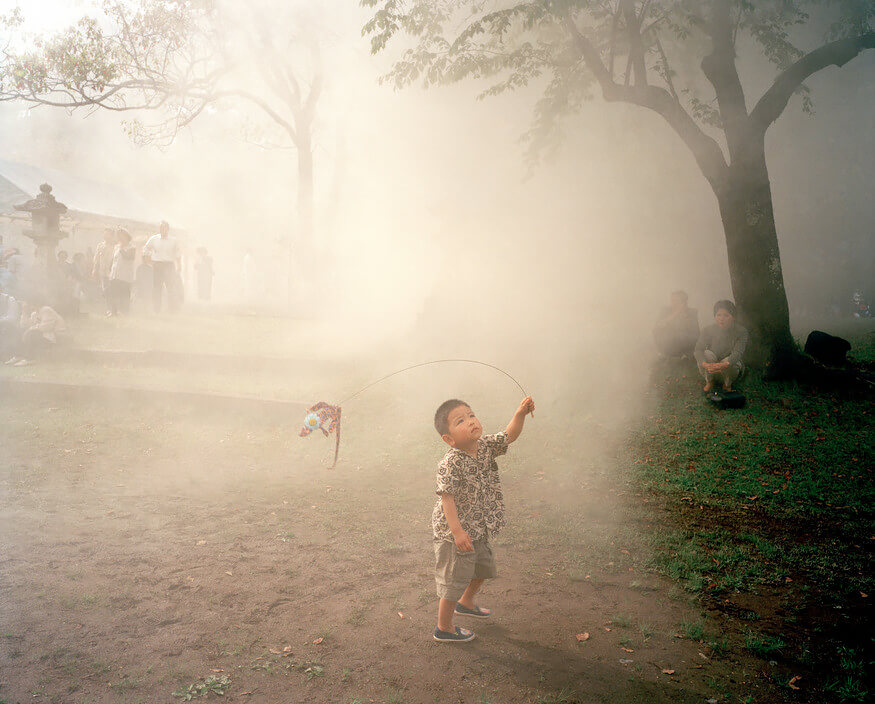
[433,626,476,643]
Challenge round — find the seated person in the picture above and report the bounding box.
[5,300,67,367]
[653,290,699,358]
[694,300,748,392]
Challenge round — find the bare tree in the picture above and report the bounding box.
[0,0,325,295]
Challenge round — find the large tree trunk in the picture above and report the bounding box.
[715,141,797,376]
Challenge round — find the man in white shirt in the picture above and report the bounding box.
[142,221,181,313]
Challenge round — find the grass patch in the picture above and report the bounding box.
[680,619,704,641]
[172,674,231,700]
[743,630,784,657]
[611,614,631,628]
[649,527,785,594]
[707,636,729,658]
[634,335,874,700]
[824,676,869,703]
[633,359,875,518]
[536,687,580,704]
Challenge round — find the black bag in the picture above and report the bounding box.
[804,330,851,366]
[707,390,747,409]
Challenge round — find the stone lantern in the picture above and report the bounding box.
[14,183,71,308]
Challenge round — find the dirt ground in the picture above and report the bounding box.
[0,392,782,704]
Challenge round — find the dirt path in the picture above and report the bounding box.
[0,397,771,704]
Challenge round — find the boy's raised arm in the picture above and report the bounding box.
[505,396,535,443]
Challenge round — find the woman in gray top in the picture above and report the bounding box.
[694,300,749,392]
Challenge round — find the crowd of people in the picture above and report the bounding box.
[653,290,749,392]
[0,221,218,366]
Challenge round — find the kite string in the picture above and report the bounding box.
[339,359,528,406]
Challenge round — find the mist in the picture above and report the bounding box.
[0,0,869,449]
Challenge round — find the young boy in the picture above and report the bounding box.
[431,396,535,643]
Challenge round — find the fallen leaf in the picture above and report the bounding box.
[861,592,868,598]
[398,612,404,619]
[196,540,206,546]
[282,646,292,656]
[312,637,323,645]
[576,633,590,642]
[661,669,675,675]
[620,549,630,555]
[621,647,634,653]
[225,571,233,576]
[604,627,612,632]
[269,648,282,655]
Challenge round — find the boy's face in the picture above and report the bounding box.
[442,404,482,449]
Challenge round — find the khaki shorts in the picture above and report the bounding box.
[434,535,497,601]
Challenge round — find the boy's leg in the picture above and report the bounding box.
[434,538,475,634]
[458,578,485,609]
[456,538,497,615]
[437,598,458,633]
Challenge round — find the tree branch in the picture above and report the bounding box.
[563,10,728,189]
[701,0,748,159]
[750,32,875,133]
[621,0,647,88]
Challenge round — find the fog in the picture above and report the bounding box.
[1,0,872,422]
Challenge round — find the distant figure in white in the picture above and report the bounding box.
[92,227,116,315]
[241,249,257,302]
[108,229,136,316]
[142,221,181,313]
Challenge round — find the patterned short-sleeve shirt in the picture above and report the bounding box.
[431,432,509,541]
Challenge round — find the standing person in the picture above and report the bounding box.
[194,247,214,301]
[653,290,700,359]
[108,229,136,316]
[142,221,181,313]
[694,300,749,392]
[430,395,535,643]
[92,228,116,313]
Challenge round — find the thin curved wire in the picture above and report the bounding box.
[339,359,527,405]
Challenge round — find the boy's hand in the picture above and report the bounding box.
[516,396,535,417]
[453,529,474,553]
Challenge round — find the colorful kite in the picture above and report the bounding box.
[299,402,342,468]
[299,359,529,469]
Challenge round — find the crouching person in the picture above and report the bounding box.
[6,301,67,367]
[695,300,748,392]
